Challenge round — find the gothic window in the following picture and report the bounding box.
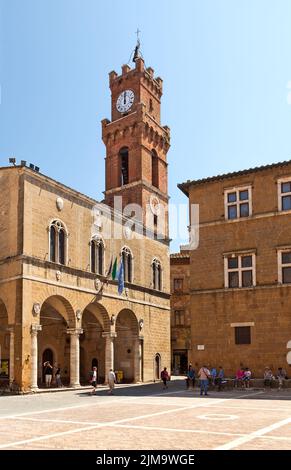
[90,237,104,275]
[152,258,162,291]
[49,220,67,265]
[120,147,129,186]
[50,225,56,262]
[151,149,159,188]
[122,246,133,283]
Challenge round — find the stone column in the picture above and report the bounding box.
[31,324,42,390]
[102,332,117,383]
[7,326,15,386]
[67,328,83,387]
[134,336,144,383]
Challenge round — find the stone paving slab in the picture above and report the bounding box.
[3,426,230,450]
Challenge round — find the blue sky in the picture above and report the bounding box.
[1,1,291,252]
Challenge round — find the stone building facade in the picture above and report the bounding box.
[178,160,291,377]
[170,252,191,374]
[0,55,171,391]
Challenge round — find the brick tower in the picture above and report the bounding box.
[101,50,170,240]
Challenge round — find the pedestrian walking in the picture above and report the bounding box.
[90,366,98,395]
[161,367,170,390]
[108,369,116,394]
[43,361,53,387]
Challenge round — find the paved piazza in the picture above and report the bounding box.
[0,378,291,450]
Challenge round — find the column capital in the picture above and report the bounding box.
[67,328,83,336]
[31,324,42,335]
[102,331,117,339]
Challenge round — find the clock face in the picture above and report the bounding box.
[116,90,135,113]
[150,195,161,215]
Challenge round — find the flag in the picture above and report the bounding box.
[117,257,124,295]
[106,256,113,278]
[112,257,118,280]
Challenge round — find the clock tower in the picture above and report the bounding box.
[101,51,170,240]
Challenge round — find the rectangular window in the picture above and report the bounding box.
[278,178,291,211]
[235,326,251,345]
[225,253,255,288]
[173,278,183,292]
[174,310,185,326]
[225,186,252,220]
[280,250,291,284]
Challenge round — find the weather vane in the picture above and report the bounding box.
[135,28,141,43]
[133,28,141,63]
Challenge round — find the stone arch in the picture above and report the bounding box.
[79,302,110,384]
[115,309,139,382]
[81,302,111,332]
[38,295,75,386]
[38,294,76,328]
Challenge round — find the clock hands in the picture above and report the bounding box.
[124,91,126,105]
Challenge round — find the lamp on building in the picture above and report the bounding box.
[110,314,116,325]
[25,354,30,364]
[139,319,144,330]
[9,157,16,166]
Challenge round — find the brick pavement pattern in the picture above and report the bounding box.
[0,379,291,450]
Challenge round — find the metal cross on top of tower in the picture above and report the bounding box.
[133,28,142,63]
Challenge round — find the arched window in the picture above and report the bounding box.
[119,147,129,186]
[152,258,162,291]
[90,237,104,275]
[49,220,67,265]
[151,149,159,188]
[122,246,133,283]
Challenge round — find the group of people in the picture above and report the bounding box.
[43,362,117,395]
[263,366,288,390]
[89,367,117,395]
[184,364,289,393]
[234,367,252,388]
[43,361,63,388]
[185,364,226,395]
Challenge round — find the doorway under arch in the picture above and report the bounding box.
[42,348,54,383]
[0,299,9,385]
[39,296,72,387]
[155,353,161,380]
[80,308,105,384]
[115,309,139,383]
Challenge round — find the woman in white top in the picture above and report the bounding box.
[108,369,116,395]
[90,366,98,395]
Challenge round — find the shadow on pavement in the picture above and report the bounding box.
[76,378,291,401]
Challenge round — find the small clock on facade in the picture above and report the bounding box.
[149,195,161,215]
[116,90,135,113]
